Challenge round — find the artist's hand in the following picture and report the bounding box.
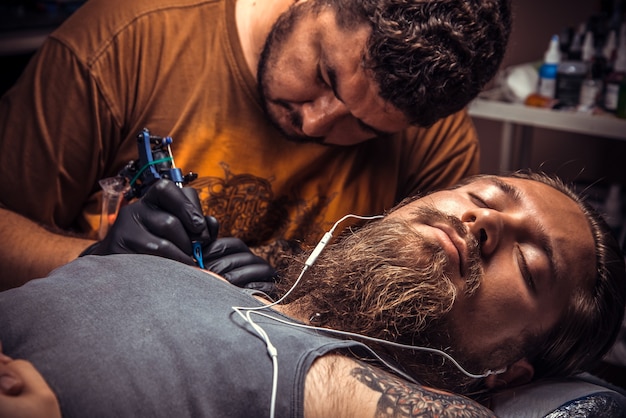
[203,236,277,295]
[82,179,212,265]
[0,345,61,418]
[82,179,276,291]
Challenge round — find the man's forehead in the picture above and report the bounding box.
[445,175,555,199]
[397,176,510,206]
[453,175,515,190]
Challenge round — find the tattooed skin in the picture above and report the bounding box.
[351,363,496,418]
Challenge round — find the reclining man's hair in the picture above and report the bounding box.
[506,170,626,380]
[332,0,512,126]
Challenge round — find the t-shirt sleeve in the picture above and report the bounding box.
[0,37,122,233]
[396,108,479,199]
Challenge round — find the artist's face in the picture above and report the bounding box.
[257,3,409,145]
[387,176,596,367]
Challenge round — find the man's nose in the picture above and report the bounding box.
[461,208,504,257]
[300,94,349,137]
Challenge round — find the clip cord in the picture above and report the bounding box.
[129,156,173,189]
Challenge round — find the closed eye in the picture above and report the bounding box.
[322,64,393,138]
[317,65,329,88]
[516,244,536,293]
[469,193,489,208]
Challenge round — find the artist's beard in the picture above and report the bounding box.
[256,3,326,145]
[277,206,519,395]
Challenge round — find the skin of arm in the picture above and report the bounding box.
[0,347,61,418]
[305,354,496,418]
[0,207,94,291]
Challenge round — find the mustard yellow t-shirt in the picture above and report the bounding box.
[0,0,478,261]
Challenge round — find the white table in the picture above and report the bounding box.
[468,98,626,173]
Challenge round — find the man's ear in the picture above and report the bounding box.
[484,358,534,389]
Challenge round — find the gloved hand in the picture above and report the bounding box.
[202,236,277,296]
[83,178,277,292]
[82,179,212,266]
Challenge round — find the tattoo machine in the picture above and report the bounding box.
[98,128,205,267]
[119,128,198,198]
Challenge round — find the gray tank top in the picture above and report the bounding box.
[0,255,380,418]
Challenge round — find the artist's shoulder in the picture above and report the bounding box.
[305,353,496,418]
[52,0,222,56]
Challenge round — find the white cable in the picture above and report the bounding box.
[244,309,506,379]
[231,214,384,418]
[235,214,384,314]
[232,306,279,417]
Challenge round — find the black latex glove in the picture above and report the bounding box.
[83,178,276,292]
[82,179,212,265]
[203,237,277,295]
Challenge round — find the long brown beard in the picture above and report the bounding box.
[275,207,509,395]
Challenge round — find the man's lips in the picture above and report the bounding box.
[429,223,468,277]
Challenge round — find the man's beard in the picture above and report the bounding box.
[276,206,521,395]
[256,3,326,145]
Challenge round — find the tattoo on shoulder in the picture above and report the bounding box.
[350,363,495,418]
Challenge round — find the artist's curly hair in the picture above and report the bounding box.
[332,0,512,126]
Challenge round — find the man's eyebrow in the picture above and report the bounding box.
[327,66,394,137]
[491,177,560,286]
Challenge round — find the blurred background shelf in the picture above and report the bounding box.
[468,97,626,173]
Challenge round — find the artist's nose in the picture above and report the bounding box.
[461,208,504,257]
[300,93,349,137]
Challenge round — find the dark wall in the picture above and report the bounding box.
[0,1,84,95]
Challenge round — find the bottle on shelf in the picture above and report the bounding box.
[554,23,593,108]
[537,34,561,99]
[567,22,586,60]
[604,32,626,113]
[608,13,626,118]
[603,29,617,73]
[609,0,623,35]
[616,75,626,118]
[581,30,594,63]
[579,32,605,111]
[556,60,587,108]
[559,26,574,58]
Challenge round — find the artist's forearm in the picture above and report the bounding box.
[0,208,94,290]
